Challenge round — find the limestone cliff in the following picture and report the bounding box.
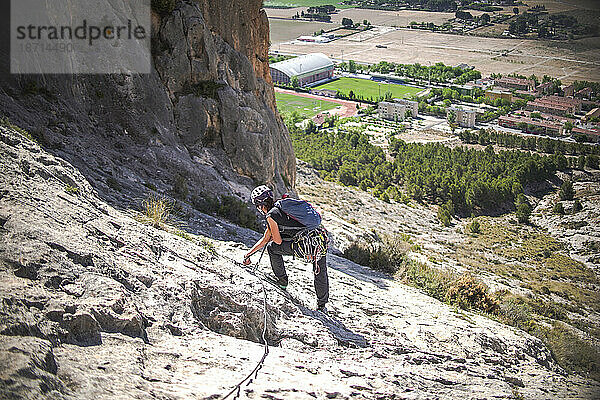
[0,0,295,205]
[1,122,599,400]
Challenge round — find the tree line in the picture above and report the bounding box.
[338,60,481,85]
[459,129,600,156]
[286,112,566,216]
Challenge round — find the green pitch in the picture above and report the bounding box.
[314,77,422,100]
[275,92,340,118]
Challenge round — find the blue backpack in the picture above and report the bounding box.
[275,198,322,230]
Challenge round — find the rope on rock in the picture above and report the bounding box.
[222,245,269,400]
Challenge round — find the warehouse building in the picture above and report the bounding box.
[270,53,334,87]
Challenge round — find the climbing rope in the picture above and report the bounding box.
[292,226,329,267]
[222,245,270,400]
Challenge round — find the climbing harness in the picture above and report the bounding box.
[222,245,269,400]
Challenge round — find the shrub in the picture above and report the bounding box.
[553,202,564,214]
[399,261,452,301]
[65,185,79,195]
[516,202,531,223]
[586,155,599,170]
[515,194,531,224]
[172,174,188,199]
[151,0,178,15]
[559,180,574,201]
[446,274,498,313]
[192,193,260,232]
[437,201,454,227]
[535,323,600,381]
[498,297,534,331]
[572,199,583,213]
[139,194,181,230]
[0,117,37,144]
[343,235,410,274]
[106,177,121,192]
[468,218,481,234]
[218,195,260,232]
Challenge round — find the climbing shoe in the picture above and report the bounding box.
[316,304,327,314]
[265,273,287,290]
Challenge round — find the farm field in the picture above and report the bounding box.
[266,8,458,26]
[275,28,600,83]
[265,0,352,9]
[331,9,456,26]
[268,19,336,45]
[314,77,422,100]
[275,91,340,117]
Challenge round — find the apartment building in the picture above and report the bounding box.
[449,106,476,128]
[499,115,564,136]
[378,101,407,120]
[485,89,513,103]
[392,98,419,117]
[495,76,535,91]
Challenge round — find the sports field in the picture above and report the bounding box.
[313,77,422,100]
[275,92,339,117]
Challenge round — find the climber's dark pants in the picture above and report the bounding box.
[267,240,329,307]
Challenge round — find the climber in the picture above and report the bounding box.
[243,185,329,312]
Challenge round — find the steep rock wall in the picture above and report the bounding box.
[0,0,294,204]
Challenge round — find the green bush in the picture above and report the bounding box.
[572,199,583,213]
[515,194,531,224]
[400,261,451,301]
[343,235,409,274]
[172,174,188,199]
[0,117,37,144]
[535,323,600,381]
[65,185,80,195]
[446,274,498,313]
[151,0,178,15]
[553,202,564,214]
[192,193,260,232]
[218,195,260,232]
[586,155,599,170]
[437,201,454,227]
[468,218,481,234]
[559,180,575,201]
[498,297,534,331]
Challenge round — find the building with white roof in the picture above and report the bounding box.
[270,53,334,87]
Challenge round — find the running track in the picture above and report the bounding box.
[274,87,364,118]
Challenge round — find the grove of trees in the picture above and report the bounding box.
[458,129,600,156]
[285,112,566,216]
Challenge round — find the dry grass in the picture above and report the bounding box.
[453,217,599,312]
[138,194,183,231]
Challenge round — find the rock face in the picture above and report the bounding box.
[0,0,295,204]
[2,123,599,398]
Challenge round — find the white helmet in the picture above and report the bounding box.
[251,185,273,206]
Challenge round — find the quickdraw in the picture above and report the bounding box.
[292,226,329,268]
